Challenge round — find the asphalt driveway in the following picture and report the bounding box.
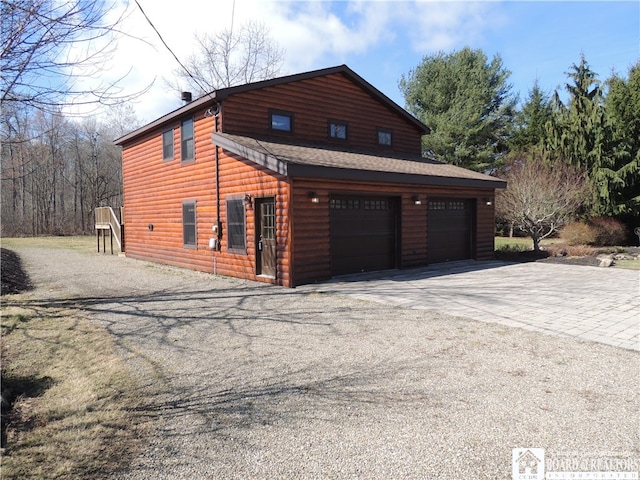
[4,244,639,479]
[302,260,640,351]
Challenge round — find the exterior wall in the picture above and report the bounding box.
[290,177,496,286]
[221,73,423,156]
[212,149,292,286]
[122,109,293,286]
[121,110,217,272]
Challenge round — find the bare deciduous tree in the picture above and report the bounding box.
[0,106,140,236]
[171,21,285,95]
[1,0,144,113]
[0,0,149,236]
[496,153,590,251]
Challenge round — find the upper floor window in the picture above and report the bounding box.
[377,128,393,146]
[162,129,174,161]
[328,120,348,140]
[182,200,197,247]
[270,110,293,133]
[181,118,194,162]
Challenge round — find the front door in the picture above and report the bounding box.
[256,197,276,277]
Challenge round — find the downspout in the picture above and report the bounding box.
[214,105,222,249]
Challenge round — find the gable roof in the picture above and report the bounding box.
[115,65,428,146]
[211,132,506,189]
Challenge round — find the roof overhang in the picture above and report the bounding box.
[212,133,506,190]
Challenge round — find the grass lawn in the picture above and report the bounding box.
[1,235,103,254]
[494,236,557,251]
[1,307,147,479]
[1,237,145,479]
[495,236,533,251]
[613,259,640,270]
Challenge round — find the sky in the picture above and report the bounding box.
[93,0,640,124]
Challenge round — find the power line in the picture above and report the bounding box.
[133,0,213,99]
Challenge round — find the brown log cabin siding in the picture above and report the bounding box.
[122,110,292,285]
[290,178,495,285]
[215,149,291,286]
[221,73,423,155]
[122,112,216,271]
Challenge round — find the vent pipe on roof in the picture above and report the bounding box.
[181,91,192,104]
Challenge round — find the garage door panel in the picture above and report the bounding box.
[428,199,473,264]
[330,195,397,276]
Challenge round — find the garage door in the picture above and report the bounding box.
[330,196,397,276]
[427,198,474,264]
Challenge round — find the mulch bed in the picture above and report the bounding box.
[496,245,640,267]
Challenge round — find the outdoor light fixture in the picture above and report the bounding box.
[244,193,253,206]
[413,195,422,205]
[484,198,493,206]
[309,191,319,203]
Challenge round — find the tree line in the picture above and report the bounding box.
[1,104,139,236]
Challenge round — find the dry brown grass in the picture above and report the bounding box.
[544,243,597,257]
[1,304,147,479]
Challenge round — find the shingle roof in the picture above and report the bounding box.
[211,133,506,189]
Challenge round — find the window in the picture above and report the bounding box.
[182,201,196,247]
[328,120,348,140]
[377,128,393,146]
[270,111,293,132]
[449,201,467,210]
[162,130,174,161]
[364,199,390,210]
[330,198,361,210]
[227,198,246,252]
[181,118,194,162]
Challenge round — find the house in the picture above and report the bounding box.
[515,449,543,476]
[114,65,505,287]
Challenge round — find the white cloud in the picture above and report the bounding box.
[63,0,500,121]
[397,1,499,53]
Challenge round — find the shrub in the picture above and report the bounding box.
[566,244,597,257]
[589,217,629,246]
[560,222,596,246]
[546,243,596,257]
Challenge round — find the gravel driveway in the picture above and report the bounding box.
[7,246,640,479]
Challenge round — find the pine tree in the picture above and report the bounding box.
[399,47,516,171]
[509,80,553,151]
[600,61,640,217]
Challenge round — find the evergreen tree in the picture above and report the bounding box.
[399,47,516,171]
[546,54,606,171]
[600,61,640,217]
[545,55,640,217]
[509,80,553,151]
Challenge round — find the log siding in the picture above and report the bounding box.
[222,73,423,155]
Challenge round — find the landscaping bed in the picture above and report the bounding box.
[495,238,640,269]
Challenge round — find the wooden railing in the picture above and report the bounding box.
[95,206,125,253]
